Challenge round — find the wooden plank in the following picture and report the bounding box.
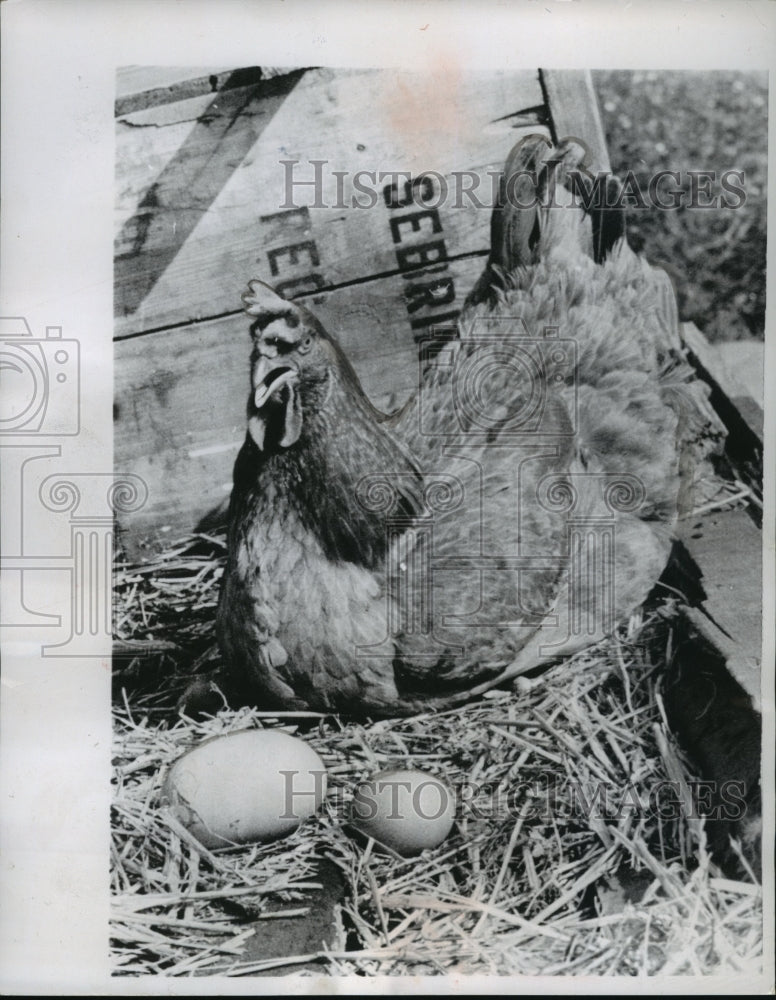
[683,324,763,421]
[115,66,301,116]
[680,510,762,710]
[714,340,764,409]
[115,65,236,113]
[114,254,486,555]
[540,69,611,174]
[682,323,763,471]
[114,68,545,336]
[674,321,763,711]
[116,65,234,97]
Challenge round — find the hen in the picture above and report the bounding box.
[217,135,720,717]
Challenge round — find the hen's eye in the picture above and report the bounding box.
[298,335,313,354]
[264,335,292,353]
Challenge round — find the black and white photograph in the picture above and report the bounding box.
[1,1,774,993]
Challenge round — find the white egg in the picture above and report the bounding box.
[161,729,327,848]
[349,768,456,856]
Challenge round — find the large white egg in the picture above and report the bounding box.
[349,768,456,856]
[161,729,327,848]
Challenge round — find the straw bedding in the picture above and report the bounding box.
[111,482,762,978]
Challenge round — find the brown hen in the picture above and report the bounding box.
[217,135,721,716]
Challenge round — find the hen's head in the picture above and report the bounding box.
[242,280,361,452]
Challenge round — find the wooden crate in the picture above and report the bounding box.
[114,66,609,554]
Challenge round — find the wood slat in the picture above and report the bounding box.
[680,510,762,710]
[713,341,764,410]
[115,66,319,116]
[682,323,763,479]
[115,65,238,115]
[539,69,611,175]
[674,322,763,709]
[114,67,545,337]
[683,324,763,440]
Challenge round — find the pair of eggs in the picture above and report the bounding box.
[161,728,456,856]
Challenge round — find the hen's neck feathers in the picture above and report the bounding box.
[235,366,421,570]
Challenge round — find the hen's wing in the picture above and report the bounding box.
[388,136,723,704]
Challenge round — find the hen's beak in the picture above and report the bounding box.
[252,358,298,410]
[249,357,302,451]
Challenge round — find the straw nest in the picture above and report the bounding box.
[112,480,762,978]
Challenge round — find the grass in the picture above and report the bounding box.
[594,70,767,342]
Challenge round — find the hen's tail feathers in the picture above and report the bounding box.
[468,134,627,307]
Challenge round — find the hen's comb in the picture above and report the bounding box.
[242,279,297,321]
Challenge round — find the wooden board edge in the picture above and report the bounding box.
[539,69,612,175]
[115,66,309,118]
[682,321,763,463]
